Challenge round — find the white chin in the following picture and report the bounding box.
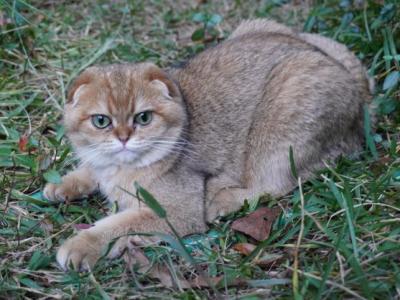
[114,151,139,164]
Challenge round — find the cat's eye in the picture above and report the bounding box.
[134,111,153,126]
[91,114,112,129]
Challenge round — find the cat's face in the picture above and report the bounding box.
[64,63,186,169]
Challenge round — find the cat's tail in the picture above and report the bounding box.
[298,33,375,97]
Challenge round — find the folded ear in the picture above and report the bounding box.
[144,65,180,99]
[66,69,94,106]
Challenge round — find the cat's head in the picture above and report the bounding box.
[64,63,186,169]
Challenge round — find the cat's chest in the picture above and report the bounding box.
[94,166,143,210]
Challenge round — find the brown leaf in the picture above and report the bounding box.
[121,244,259,289]
[231,207,280,241]
[189,275,222,288]
[148,264,180,288]
[18,133,29,152]
[122,245,222,289]
[40,218,54,234]
[74,223,93,230]
[233,243,257,256]
[255,253,283,268]
[148,268,222,289]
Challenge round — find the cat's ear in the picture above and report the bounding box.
[145,65,180,99]
[67,69,94,107]
[150,79,173,100]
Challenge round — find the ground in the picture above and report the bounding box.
[0,0,399,299]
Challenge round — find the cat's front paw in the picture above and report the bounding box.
[44,182,81,202]
[206,189,243,222]
[107,235,159,260]
[57,231,103,271]
[206,200,230,223]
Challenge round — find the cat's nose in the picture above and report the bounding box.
[114,127,133,145]
[118,136,129,145]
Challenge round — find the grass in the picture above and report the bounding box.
[0,0,399,299]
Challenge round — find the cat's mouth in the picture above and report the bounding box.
[114,147,131,154]
[112,147,140,163]
[113,147,141,156]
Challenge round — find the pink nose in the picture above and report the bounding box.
[119,136,129,145]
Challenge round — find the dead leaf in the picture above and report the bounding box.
[231,207,280,241]
[233,243,257,256]
[18,133,29,152]
[35,14,45,23]
[255,253,283,268]
[121,242,222,289]
[120,243,272,289]
[74,223,93,230]
[189,275,223,288]
[40,218,54,234]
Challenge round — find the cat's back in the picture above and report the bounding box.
[173,20,370,174]
[177,19,370,103]
[175,21,316,136]
[177,22,313,94]
[175,20,350,129]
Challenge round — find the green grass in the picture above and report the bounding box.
[0,0,399,299]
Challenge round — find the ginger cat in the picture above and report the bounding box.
[44,20,372,271]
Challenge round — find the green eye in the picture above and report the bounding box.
[91,114,112,129]
[134,111,153,126]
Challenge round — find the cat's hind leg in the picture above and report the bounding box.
[205,151,297,222]
[206,56,364,222]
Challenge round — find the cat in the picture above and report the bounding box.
[44,19,373,271]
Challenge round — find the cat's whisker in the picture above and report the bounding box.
[62,147,104,167]
[146,144,198,161]
[62,156,80,168]
[79,151,105,168]
[149,139,200,157]
[60,137,201,168]
[85,143,108,150]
